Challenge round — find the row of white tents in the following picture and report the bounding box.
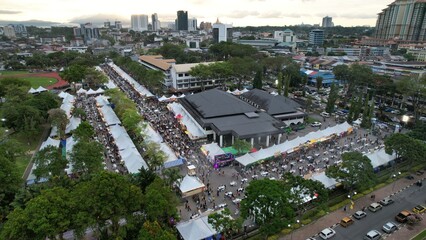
[28,86,48,94]
[108,62,154,98]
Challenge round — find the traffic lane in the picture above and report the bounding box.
[332,185,426,240]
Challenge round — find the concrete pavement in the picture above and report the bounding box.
[279,174,425,240]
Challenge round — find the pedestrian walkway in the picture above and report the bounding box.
[279,175,424,240]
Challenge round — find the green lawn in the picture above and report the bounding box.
[0,70,29,76]
[412,229,426,240]
[21,77,58,88]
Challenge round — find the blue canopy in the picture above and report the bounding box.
[164,158,185,168]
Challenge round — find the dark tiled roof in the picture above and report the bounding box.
[241,89,300,115]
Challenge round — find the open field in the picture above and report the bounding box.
[0,70,29,76]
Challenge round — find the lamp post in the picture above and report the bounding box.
[212,79,216,89]
[392,171,401,191]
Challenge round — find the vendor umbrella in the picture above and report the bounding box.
[176,113,183,119]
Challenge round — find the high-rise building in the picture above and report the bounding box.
[131,14,149,32]
[375,0,426,42]
[274,29,297,43]
[322,16,334,28]
[104,21,111,28]
[188,18,197,31]
[212,18,233,43]
[309,29,324,46]
[114,21,122,30]
[74,23,100,43]
[152,13,160,31]
[176,10,188,31]
[3,26,16,38]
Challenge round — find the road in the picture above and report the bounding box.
[314,183,426,240]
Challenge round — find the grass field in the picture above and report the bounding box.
[412,229,426,240]
[21,77,58,88]
[0,70,29,76]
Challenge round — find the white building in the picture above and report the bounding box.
[131,14,149,32]
[274,29,297,43]
[322,16,334,28]
[3,25,16,38]
[188,18,197,31]
[212,19,232,43]
[151,13,160,31]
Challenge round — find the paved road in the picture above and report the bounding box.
[332,184,426,240]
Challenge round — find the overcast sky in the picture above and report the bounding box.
[0,0,393,27]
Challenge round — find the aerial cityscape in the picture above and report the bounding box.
[0,0,425,240]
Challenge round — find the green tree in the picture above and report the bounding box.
[69,140,104,175]
[208,208,243,238]
[385,133,426,165]
[277,72,283,95]
[316,76,323,92]
[189,63,213,91]
[408,121,426,141]
[332,64,350,82]
[132,168,157,193]
[72,107,86,119]
[0,77,31,100]
[72,171,144,239]
[0,207,35,239]
[284,74,291,97]
[48,108,69,139]
[241,179,294,227]
[253,69,263,89]
[326,152,376,192]
[229,57,256,89]
[232,138,251,155]
[26,92,60,120]
[60,64,86,83]
[71,121,94,141]
[325,83,339,113]
[84,67,108,89]
[122,109,142,135]
[143,178,179,224]
[138,221,175,240]
[33,146,67,180]
[162,167,182,189]
[143,142,166,171]
[0,154,21,222]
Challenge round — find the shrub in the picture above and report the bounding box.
[329,199,351,212]
[301,218,312,225]
[281,228,292,235]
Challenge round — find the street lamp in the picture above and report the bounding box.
[392,171,401,191]
[212,79,216,88]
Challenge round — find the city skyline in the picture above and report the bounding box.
[0,0,393,27]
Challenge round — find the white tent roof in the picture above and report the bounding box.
[179,175,205,193]
[95,95,110,107]
[108,63,154,97]
[143,124,178,162]
[232,89,242,95]
[365,148,397,169]
[62,94,75,104]
[310,172,338,189]
[86,88,97,95]
[178,94,186,98]
[158,95,169,102]
[201,143,225,160]
[60,102,73,118]
[65,117,81,133]
[241,88,249,93]
[226,90,232,93]
[58,91,68,98]
[170,94,177,99]
[105,80,117,89]
[169,102,206,140]
[99,105,121,126]
[176,215,217,240]
[28,88,37,94]
[236,122,353,166]
[35,86,48,92]
[40,137,61,150]
[76,88,87,94]
[95,88,105,94]
[120,148,148,172]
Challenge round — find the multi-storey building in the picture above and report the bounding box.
[375,0,426,42]
[212,19,232,43]
[309,29,324,46]
[73,23,100,44]
[322,16,334,28]
[151,13,160,31]
[188,18,198,31]
[176,11,188,31]
[131,14,149,32]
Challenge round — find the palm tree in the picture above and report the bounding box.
[163,168,182,189]
[143,142,166,171]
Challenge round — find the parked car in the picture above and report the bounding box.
[412,205,426,214]
[320,112,330,118]
[395,210,411,223]
[260,171,269,177]
[311,122,322,127]
[340,217,354,228]
[363,230,382,240]
[382,222,398,234]
[319,228,336,239]
[230,181,237,186]
[353,210,367,220]
[368,203,383,212]
[379,197,394,206]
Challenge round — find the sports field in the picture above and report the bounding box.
[0,71,60,88]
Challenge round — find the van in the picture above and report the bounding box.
[368,203,383,212]
[320,112,330,118]
[340,217,354,227]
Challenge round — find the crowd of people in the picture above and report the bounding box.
[75,94,127,174]
[100,63,198,160]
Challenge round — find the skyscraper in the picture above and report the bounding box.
[176,10,188,31]
[322,16,334,28]
[309,29,324,46]
[375,0,426,42]
[188,18,197,31]
[152,13,160,31]
[212,18,233,43]
[131,14,149,32]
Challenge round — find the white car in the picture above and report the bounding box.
[232,198,242,204]
[382,222,398,234]
[230,181,237,186]
[269,177,276,180]
[241,178,248,183]
[237,187,244,192]
[260,171,269,177]
[252,175,258,179]
[311,122,322,127]
[217,203,227,209]
[217,185,225,191]
[319,228,336,239]
[225,191,233,197]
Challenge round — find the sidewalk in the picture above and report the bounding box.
[279,175,423,240]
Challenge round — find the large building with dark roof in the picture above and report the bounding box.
[240,89,305,126]
[180,89,286,147]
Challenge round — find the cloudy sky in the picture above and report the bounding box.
[0,0,392,27]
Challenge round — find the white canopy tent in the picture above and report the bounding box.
[120,148,148,172]
[310,172,339,189]
[176,215,217,240]
[108,62,154,97]
[158,95,169,102]
[179,175,206,198]
[201,143,226,160]
[35,86,48,93]
[60,102,73,118]
[28,88,37,94]
[143,124,178,163]
[95,88,105,94]
[76,88,87,94]
[105,80,117,89]
[99,105,121,126]
[86,88,97,95]
[365,148,397,169]
[236,122,353,166]
[168,102,207,140]
[50,117,81,137]
[95,95,110,107]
